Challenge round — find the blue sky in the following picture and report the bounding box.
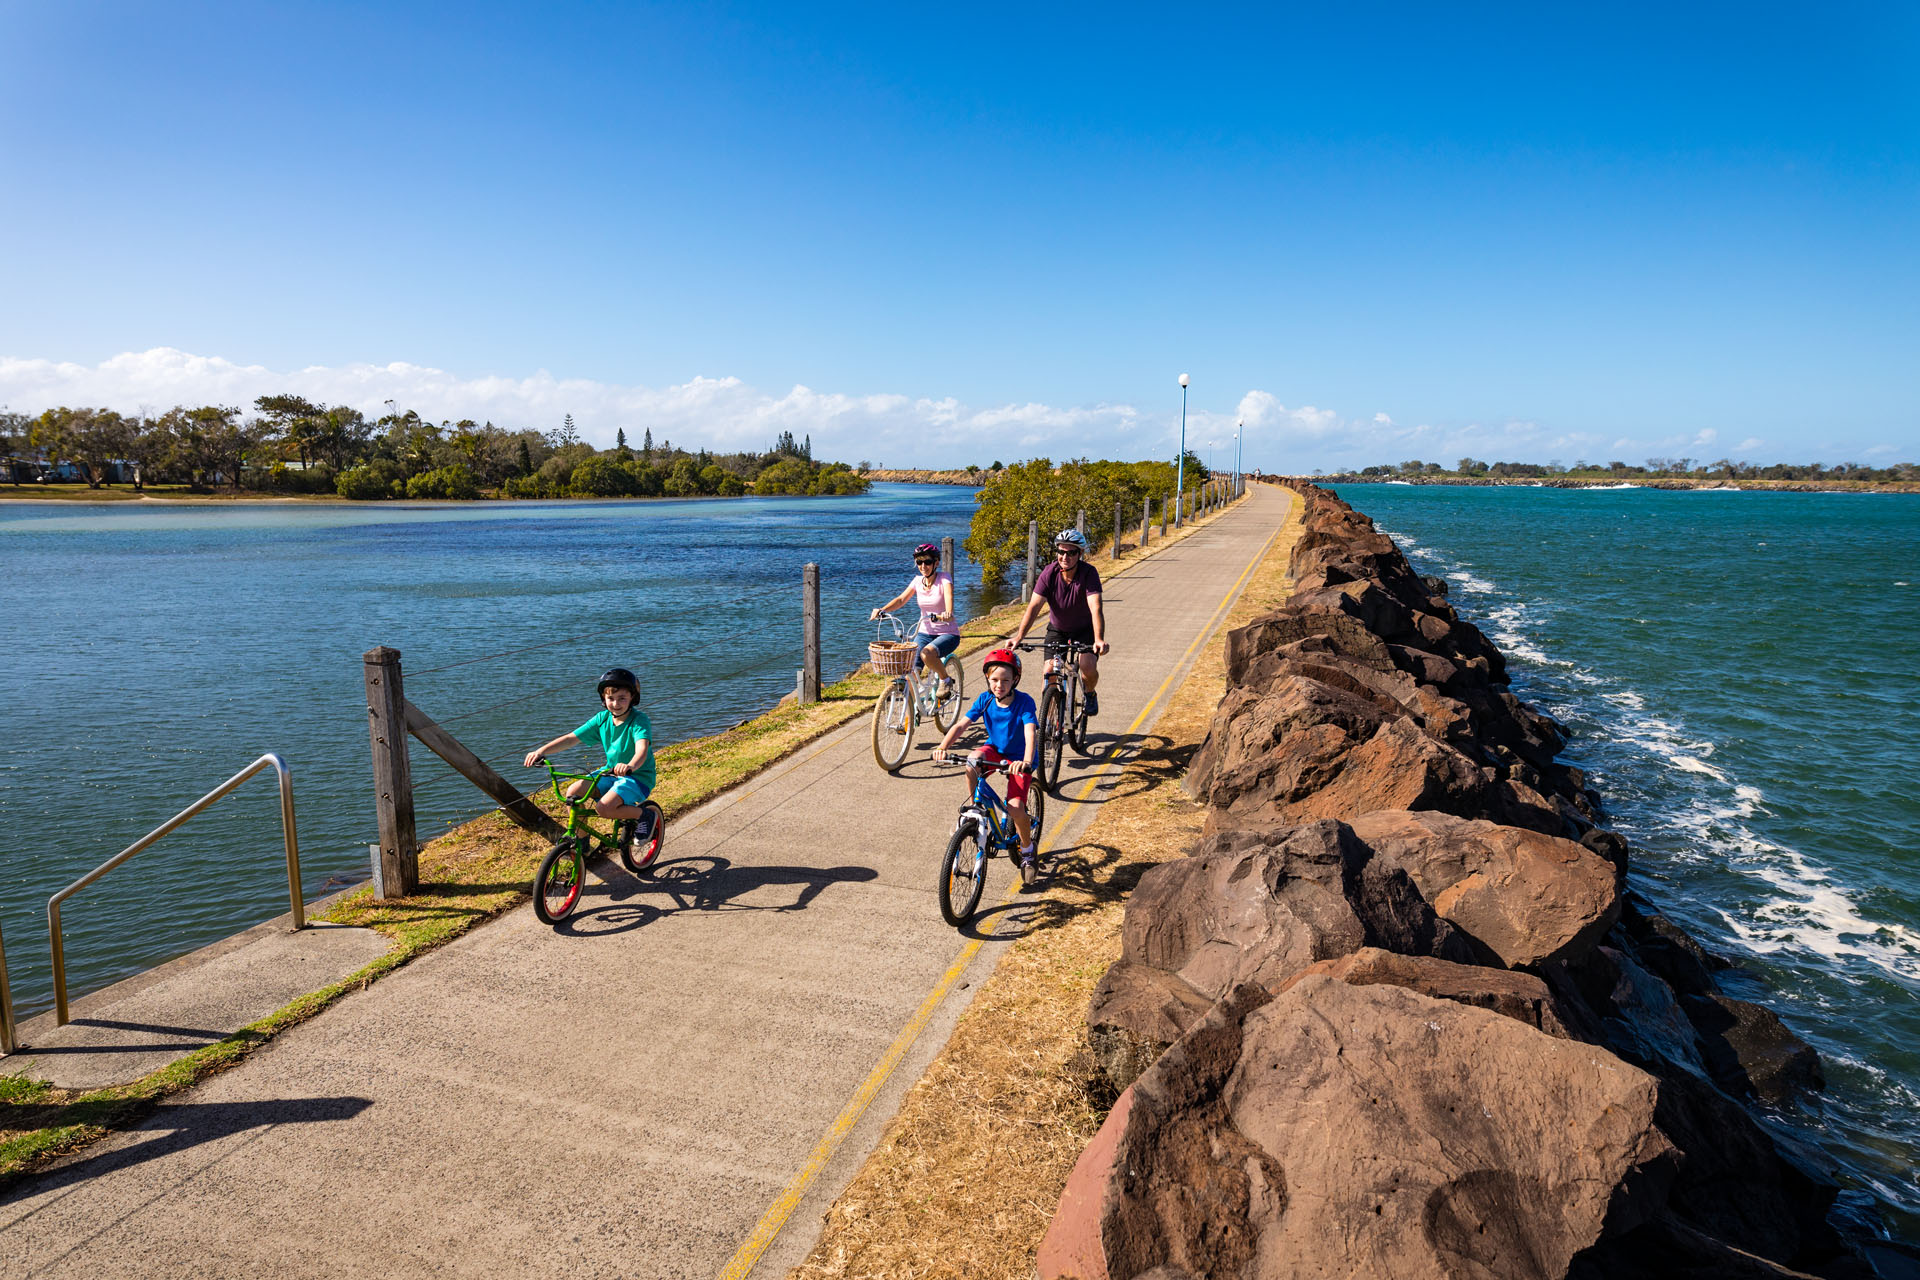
[2,2,1915,470]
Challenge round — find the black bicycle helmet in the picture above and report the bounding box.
[596,668,640,699]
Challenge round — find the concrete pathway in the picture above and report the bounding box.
[0,486,1292,1280]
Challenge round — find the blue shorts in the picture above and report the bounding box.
[594,774,653,806]
[914,631,961,670]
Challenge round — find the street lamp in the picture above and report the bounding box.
[1176,373,1189,527]
[1235,419,1243,492]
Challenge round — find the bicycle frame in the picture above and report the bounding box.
[960,764,1023,853]
[876,611,959,713]
[539,761,622,850]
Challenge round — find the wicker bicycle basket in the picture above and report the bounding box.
[869,641,918,677]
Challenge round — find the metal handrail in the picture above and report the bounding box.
[47,753,304,1026]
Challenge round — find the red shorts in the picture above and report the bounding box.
[971,747,1033,803]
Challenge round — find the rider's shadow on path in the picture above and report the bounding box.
[557,856,878,937]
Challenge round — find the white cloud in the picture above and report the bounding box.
[0,348,1154,468]
[4,347,1837,471]
[1735,437,1764,452]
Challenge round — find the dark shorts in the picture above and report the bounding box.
[913,631,961,670]
[1044,624,1096,662]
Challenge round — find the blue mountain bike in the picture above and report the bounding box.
[936,756,1047,925]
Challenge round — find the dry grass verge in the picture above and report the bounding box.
[789,486,1300,1280]
[0,491,1251,1184]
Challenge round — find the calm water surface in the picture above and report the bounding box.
[0,484,996,1021]
[1336,483,1920,1241]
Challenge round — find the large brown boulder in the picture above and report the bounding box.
[1349,810,1621,968]
[1042,977,1679,1280]
[1086,821,1471,1093]
[1185,676,1390,809]
[1277,945,1575,1037]
[1267,718,1488,828]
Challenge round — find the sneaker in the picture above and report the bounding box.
[1019,851,1038,888]
[616,819,637,854]
[1082,690,1099,718]
[937,676,954,703]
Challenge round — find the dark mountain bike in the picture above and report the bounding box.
[1022,638,1096,792]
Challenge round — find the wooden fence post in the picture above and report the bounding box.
[1160,497,1168,536]
[801,562,821,704]
[1023,521,1038,603]
[941,536,954,582]
[1076,509,1086,539]
[1141,498,1151,547]
[362,646,418,899]
[1113,500,1123,561]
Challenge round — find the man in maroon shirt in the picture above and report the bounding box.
[1011,528,1110,717]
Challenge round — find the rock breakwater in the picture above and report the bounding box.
[1040,482,1875,1279]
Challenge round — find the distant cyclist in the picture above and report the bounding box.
[870,541,960,700]
[1011,528,1109,716]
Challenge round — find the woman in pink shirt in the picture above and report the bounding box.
[870,542,962,697]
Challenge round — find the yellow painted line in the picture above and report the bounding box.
[714,506,1279,1280]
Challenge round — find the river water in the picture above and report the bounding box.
[0,483,999,1024]
[1334,482,1920,1242]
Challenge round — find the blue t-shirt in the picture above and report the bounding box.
[967,690,1038,759]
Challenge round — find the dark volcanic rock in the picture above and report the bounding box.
[1683,992,1826,1104]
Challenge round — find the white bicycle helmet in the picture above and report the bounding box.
[1052,528,1090,554]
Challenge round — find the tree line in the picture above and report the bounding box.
[1339,457,1918,482]
[0,400,868,499]
[964,453,1210,581]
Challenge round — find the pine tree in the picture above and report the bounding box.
[515,438,533,475]
[642,428,653,458]
[803,433,812,460]
[617,427,627,449]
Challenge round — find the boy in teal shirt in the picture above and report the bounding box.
[524,667,656,846]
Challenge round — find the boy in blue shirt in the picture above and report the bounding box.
[524,667,656,851]
[935,647,1041,884]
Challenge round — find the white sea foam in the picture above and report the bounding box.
[1382,513,1920,992]
[1582,483,1642,490]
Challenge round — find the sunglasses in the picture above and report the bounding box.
[915,558,937,565]
[1055,547,1082,557]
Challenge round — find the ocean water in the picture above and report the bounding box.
[1333,483,1920,1241]
[0,483,997,1023]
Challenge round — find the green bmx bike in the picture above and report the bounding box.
[526,759,665,925]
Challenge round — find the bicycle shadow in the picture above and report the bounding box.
[556,854,878,937]
[953,839,1133,942]
[1045,733,1193,807]
[1,1095,374,1198]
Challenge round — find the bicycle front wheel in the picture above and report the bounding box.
[871,679,915,772]
[533,839,586,924]
[1026,768,1046,844]
[933,658,964,731]
[938,823,987,926]
[1069,680,1090,752]
[1041,685,1067,790]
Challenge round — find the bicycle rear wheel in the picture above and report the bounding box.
[1041,685,1067,790]
[621,801,665,876]
[938,822,987,926]
[1069,680,1090,752]
[533,839,586,924]
[933,658,964,731]
[871,680,915,771]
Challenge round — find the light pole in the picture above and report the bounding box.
[1235,420,1243,491]
[1175,373,1189,527]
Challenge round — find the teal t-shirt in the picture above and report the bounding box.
[574,708,656,791]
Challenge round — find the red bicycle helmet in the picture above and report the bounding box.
[980,647,1021,682]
